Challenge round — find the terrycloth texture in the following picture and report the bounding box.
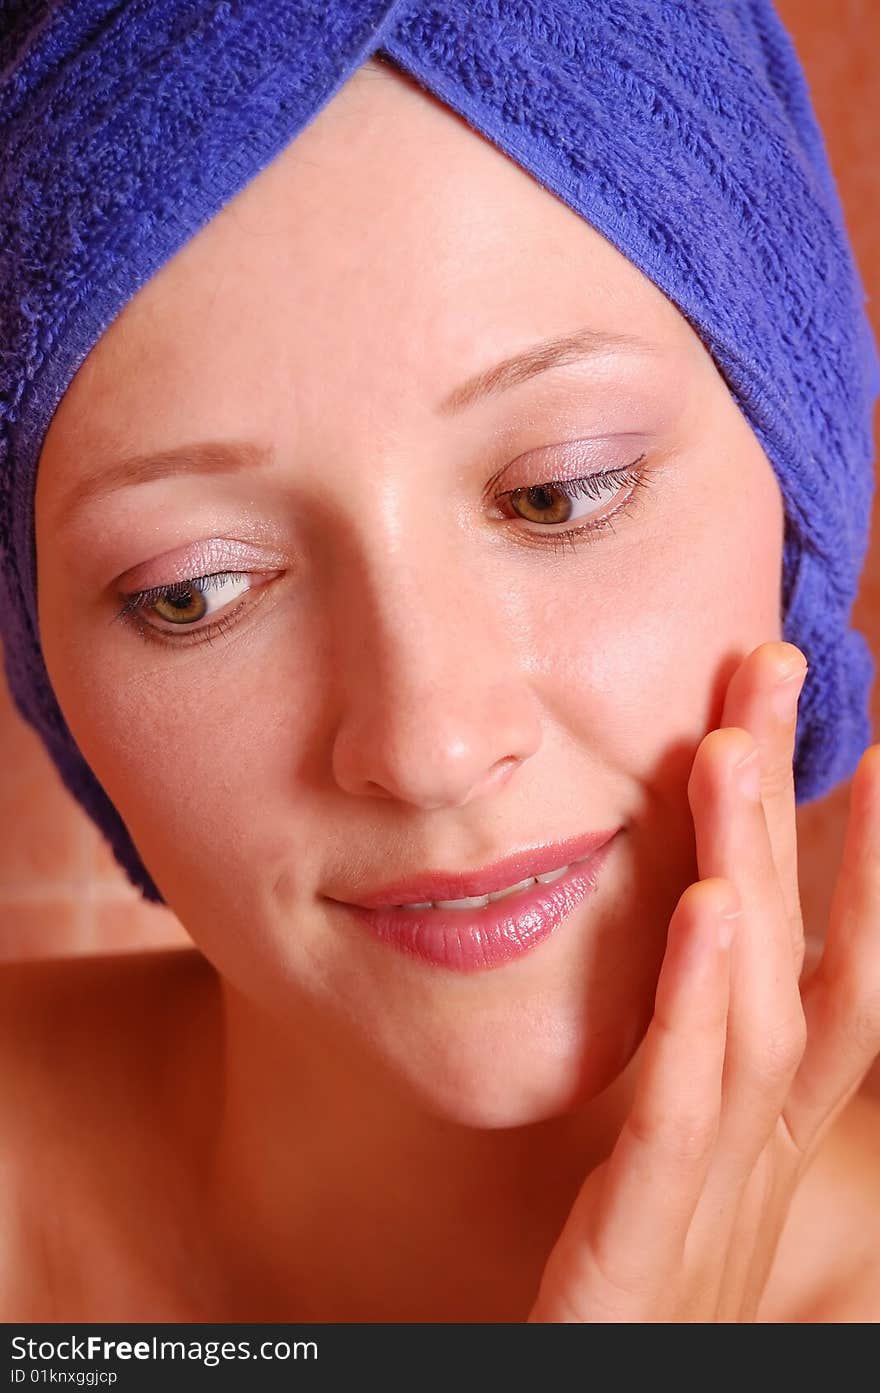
[0,2,877,905]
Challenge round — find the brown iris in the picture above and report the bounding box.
[153,585,208,625]
[508,484,572,525]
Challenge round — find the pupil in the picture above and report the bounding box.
[529,486,554,510]
[169,591,195,610]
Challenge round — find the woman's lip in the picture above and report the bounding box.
[336,828,621,909]
[331,832,621,973]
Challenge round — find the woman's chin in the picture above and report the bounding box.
[384,1012,648,1130]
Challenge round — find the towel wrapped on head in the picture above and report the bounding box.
[0,0,877,904]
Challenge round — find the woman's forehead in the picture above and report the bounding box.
[73,66,694,408]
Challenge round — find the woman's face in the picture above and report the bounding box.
[35,59,784,1128]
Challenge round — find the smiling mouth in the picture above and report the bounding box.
[332,831,622,973]
[393,859,578,910]
[341,829,621,911]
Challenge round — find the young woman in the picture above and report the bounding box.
[1,3,878,1321]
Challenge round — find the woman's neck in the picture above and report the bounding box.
[195,970,642,1321]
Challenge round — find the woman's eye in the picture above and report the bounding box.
[492,453,655,559]
[113,571,262,646]
[497,456,648,542]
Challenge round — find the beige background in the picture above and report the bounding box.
[1,0,878,964]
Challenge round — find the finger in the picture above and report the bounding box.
[687,725,806,1176]
[718,641,808,972]
[532,879,737,1322]
[785,743,880,1151]
[679,717,808,1318]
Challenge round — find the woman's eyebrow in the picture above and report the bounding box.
[437,326,658,415]
[56,439,274,525]
[56,327,656,524]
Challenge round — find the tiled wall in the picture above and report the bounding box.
[0,667,188,959]
[774,0,880,978]
[1,0,878,965]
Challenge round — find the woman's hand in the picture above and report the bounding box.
[528,640,880,1323]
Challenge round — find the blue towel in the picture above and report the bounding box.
[1,1,877,905]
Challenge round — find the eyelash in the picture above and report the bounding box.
[112,571,253,650]
[113,456,654,648]
[493,454,652,559]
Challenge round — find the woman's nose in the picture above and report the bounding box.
[329,564,542,810]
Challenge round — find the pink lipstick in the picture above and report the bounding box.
[327,828,621,972]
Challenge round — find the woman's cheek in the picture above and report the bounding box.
[539,458,782,793]
[36,582,278,895]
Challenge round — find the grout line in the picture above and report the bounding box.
[76,819,97,950]
[0,881,141,905]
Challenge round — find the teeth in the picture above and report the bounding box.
[397,863,570,911]
[434,891,496,910]
[535,865,570,885]
[486,875,543,903]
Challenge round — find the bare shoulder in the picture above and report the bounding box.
[0,944,211,1097]
[0,940,208,1014]
[0,941,221,1137]
[0,946,219,1320]
[762,1088,880,1323]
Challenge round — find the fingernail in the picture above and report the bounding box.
[735,746,761,799]
[717,907,741,949]
[771,662,808,721]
